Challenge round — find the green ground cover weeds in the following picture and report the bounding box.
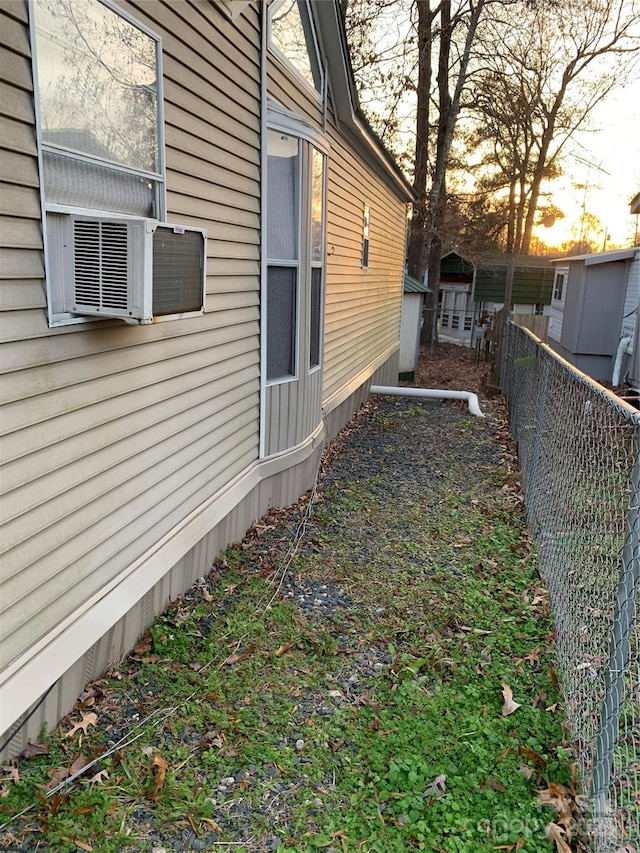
[0,399,573,852]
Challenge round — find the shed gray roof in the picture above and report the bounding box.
[551,248,639,265]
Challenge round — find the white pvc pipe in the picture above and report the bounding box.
[370,385,486,418]
[612,336,632,386]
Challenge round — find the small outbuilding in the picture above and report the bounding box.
[548,248,640,384]
[399,273,431,380]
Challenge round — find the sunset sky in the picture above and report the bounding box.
[535,85,640,250]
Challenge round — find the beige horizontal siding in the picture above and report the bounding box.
[323,127,407,404]
[0,182,41,218]
[1,320,258,430]
[1,114,35,155]
[0,149,38,187]
[167,170,259,214]
[0,10,29,56]
[0,214,40,248]
[166,123,260,184]
[0,0,263,674]
[267,55,323,128]
[2,424,259,669]
[0,81,33,123]
[1,379,257,563]
[166,104,259,171]
[0,12,39,355]
[165,191,259,233]
[0,279,45,312]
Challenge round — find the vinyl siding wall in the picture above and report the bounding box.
[0,1,45,330]
[323,128,406,407]
[0,0,262,674]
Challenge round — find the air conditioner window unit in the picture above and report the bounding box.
[57,213,207,324]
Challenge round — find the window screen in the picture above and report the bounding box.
[267,145,299,261]
[267,267,297,380]
[309,267,322,369]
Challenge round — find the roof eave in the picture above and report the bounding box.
[552,248,639,265]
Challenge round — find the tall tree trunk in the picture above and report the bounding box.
[507,178,517,253]
[419,0,488,345]
[420,0,453,345]
[406,0,432,281]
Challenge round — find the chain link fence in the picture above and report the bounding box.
[500,321,640,852]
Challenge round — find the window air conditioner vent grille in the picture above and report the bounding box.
[73,220,129,310]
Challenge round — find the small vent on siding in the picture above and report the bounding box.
[74,220,129,310]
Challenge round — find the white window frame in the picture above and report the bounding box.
[267,0,324,100]
[265,133,303,385]
[308,145,326,375]
[30,0,167,327]
[553,272,565,303]
[264,105,330,388]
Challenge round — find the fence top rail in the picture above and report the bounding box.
[507,321,640,423]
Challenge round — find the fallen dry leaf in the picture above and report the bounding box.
[88,769,109,787]
[545,821,572,853]
[3,765,20,784]
[202,588,214,602]
[275,642,295,656]
[132,640,151,656]
[48,766,70,785]
[202,817,225,833]
[224,644,256,665]
[69,755,93,778]
[148,754,168,800]
[22,742,49,759]
[60,839,92,853]
[423,774,447,799]
[532,692,547,709]
[482,778,507,793]
[540,782,574,841]
[201,731,225,750]
[66,711,98,738]
[501,681,521,716]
